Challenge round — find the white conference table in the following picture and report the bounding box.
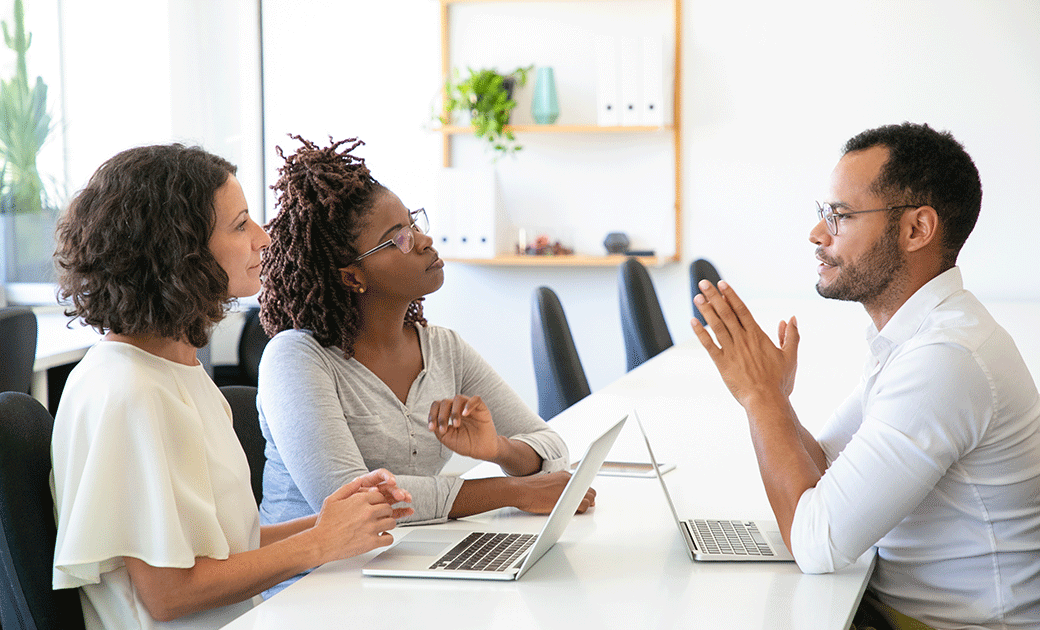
[222,336,875,630]
[32,309,102,406]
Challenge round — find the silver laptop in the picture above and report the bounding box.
[362,415,627,580]
[633,411,795,562]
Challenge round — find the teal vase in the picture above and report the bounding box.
[531,67,560,124]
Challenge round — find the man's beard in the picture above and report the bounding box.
[816,222,905,305]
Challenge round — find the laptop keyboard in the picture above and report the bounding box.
[429,532,538,572]
[689,519,775,557]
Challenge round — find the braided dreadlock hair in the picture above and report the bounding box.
[260,135,426,358]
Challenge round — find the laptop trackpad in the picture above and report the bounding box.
[388,540,453,557]
[386,529,464,557]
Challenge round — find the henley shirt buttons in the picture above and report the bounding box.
[407,408,418,456]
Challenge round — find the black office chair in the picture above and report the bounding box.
[618,257,673,371]
[531,287,591,420]
[690,258,722,327]
[0,392,86,630]
[220,385,266,506]
[238,307,270,388]
[0,306,38,394]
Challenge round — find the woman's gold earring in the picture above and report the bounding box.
[358,287,366,294]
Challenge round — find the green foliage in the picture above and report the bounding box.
[438,65,531,158]
[0,0,52,215]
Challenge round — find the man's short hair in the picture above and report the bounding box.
[843,122,982,264]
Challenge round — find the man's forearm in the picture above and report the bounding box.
[743,396,824,551]
[795,421,828,475]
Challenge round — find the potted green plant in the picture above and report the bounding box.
[437,65,532,158]
[0,0,58,283]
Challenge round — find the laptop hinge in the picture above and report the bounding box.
[680,520,699,552]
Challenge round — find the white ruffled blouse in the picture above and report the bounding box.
[52,341,261,630]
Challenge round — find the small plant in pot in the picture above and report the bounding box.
[437,65,532,158]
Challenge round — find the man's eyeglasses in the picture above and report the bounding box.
[815,201,922,236]
[354,208,430,262]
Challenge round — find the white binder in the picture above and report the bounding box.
[619,35,642,126]
[432,170,460,259]
[595,35,621,126]
[434,167,507,259]
[640,35,665,126]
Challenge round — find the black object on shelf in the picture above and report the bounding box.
[603,232,630,254]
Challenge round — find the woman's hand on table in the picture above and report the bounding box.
[513,471,596,515]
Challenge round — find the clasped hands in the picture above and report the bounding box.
[314,469,414,561]
[350,468,414,512]
[691,280,799,409]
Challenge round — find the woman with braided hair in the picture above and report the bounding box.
[257,136,589,587]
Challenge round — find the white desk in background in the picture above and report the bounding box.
[32,310,101,407]
[221,337,876,630]
[31,308,227,406]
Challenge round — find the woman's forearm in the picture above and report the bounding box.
[448,477,520,518]
[259,514,317,547]
[489,436,543,476]
[123,528,325,622]
[125,480,406,622]
[448,470,581,519]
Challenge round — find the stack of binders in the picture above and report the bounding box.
[432,167,512,259]
[595,34,666,127]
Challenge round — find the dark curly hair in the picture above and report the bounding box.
[843,122,982,267]
[55,144,236,348]
[260,135,425,359]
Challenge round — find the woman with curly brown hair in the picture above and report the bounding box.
[50,143,412,630]
[257,136,589,583]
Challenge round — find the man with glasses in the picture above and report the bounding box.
[692,123,1040,629]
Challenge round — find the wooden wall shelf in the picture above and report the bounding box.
[445,254,674,267]
[439,0,682,267]
[444,0,642,4]
[439,124,673,135]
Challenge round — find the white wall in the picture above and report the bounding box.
[60,0,264,223]
[259,1,443,223]
[262,0,1040,412]
[683,0,1040,303]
